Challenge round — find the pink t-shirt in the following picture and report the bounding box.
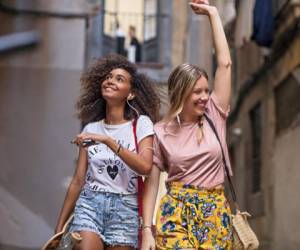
[153,92,233,188]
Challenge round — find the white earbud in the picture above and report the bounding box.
[127,94,134,100]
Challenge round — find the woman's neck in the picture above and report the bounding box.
[179,113,199,123]
[105,103,127,125]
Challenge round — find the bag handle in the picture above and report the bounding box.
[204,114,239,210]
[62,214,74,232]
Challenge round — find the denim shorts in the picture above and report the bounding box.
[68,189,139,248]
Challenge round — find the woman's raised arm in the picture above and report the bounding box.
[190,0,232,110]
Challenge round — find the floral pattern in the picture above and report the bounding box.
[155,182,233,249]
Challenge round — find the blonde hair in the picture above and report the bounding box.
[166,63,208,122]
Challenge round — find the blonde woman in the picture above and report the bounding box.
[141,1,233,249]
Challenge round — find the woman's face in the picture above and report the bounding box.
[101,68,132,102]
[182,76,209,118]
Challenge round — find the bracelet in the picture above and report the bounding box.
[142,225,152,230]
[116,143,122,154]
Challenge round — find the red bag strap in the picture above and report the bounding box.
[132,119,144,222]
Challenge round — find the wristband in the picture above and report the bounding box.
[142,225,152,230]
[116,143,122,154]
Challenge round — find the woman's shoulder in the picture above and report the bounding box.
[153,119,170,133]
[138,115,152,122]
[82,120,101,132]
[137,115,154,126]
[205,92,230,120]
[154,119,165,127]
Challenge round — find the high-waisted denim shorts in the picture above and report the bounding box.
[69,189,139,248]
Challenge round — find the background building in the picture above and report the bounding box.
[226,1,300,249]
[0,1,99,249]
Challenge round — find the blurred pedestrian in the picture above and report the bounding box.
[55,54,160,250]
[115,20,126,56]
[128,25,142,63]
[141,0,233,249]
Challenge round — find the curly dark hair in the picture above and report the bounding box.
[76,54,160,125]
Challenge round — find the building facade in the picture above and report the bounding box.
[227,1,300,249]
[0,1,100,249]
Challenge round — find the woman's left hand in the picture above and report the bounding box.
[189,0,216,16]
[72,132,108,147]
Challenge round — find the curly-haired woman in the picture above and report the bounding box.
[141,1,233,249]
[55,54,160,250]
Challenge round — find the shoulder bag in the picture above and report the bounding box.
[204,114,260,250]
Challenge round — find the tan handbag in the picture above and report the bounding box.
[232,210,259,250]
[205,114,260,250]
[42,215,82,250]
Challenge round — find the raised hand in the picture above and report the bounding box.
[189,0,216,16]
[192,0,209,4]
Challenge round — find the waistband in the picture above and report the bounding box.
[82,188,137,197]
[167,181,224,192]
[166,182,224,202]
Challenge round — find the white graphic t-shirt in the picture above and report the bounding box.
[82,115,154,194]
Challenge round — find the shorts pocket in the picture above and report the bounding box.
[120,194,138,210]
[80,189,96,199]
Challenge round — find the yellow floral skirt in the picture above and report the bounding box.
[155,182,233,250]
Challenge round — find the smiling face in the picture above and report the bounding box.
[181,76,209,118]
[101,68,133,103]
[167,63,209,122]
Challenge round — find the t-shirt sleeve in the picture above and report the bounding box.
[206,92,230,122]
[153,133,167,171]
[205,92,230,143]
[136,115,154,143]
[81,123,90,133]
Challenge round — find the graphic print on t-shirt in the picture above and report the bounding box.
[103,158,127,180]
[127,175,138,193]
[107,163,118,179]
[86,140,135,191]
[82,116,154,194]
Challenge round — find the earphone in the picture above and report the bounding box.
[126,94,139,117]
[127,93,134,100]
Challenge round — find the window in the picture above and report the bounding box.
[101,0,159,62]
[249,103,262,193]
[103,0,144,39]
[144,0,158,41]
